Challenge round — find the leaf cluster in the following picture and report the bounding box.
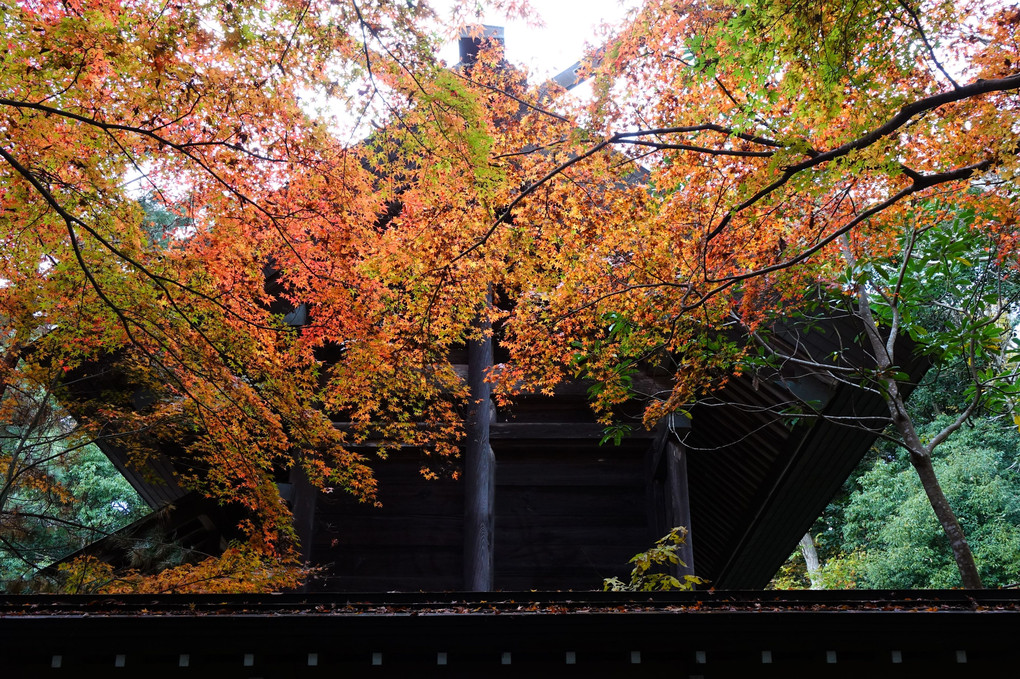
[603,526,706,592]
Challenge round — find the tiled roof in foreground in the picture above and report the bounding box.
[3,590,1017,676]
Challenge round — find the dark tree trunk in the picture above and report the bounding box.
[851,280,984,589]
[879,362,983,588]
[908,447,983,588]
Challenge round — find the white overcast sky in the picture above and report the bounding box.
[436,0,644,81]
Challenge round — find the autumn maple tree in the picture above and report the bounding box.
[0,0,492,590]
[2,0,1019,590]
[514,0,1020,589]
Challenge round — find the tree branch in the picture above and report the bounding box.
[704,71,1020,241]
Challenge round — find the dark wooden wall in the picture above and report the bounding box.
[493,442,652,590]
[310,456,465,592]
[306,438,658,592]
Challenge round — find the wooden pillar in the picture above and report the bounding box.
[666,438,696,577]
[464,291,494,591]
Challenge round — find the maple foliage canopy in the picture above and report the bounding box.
[2,0,1019,590]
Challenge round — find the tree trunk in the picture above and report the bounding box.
[882,378,983,588]
[845,260,984,589]
[908,447,983,588]
[799,533,823,589]
[877,362,983,588]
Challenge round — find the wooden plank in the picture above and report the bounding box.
[495,525,648,546]
[452,367,672,399]
[310,574,462,591]
[496,486,647,518]
[318,472,463,516]
[496,396,607,420]
[490,422,656,439]
[332,421,655,440]
[331,419,658,441]
[494,543,648,570]
[495,512,649,530]
[311,516,463,548]
[495,573,625,590]
[496,460,644,486]
[325,545,463,576]
[494,440,650,459]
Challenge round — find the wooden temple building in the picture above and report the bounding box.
[15,309,1017,679]
[42,28,935,596]
[9,30,1019,678]
[55,308,927,595]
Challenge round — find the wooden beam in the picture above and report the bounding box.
[464,295,494,591]
[649,412,690,474]
[333,421,657,442]
[490,422,655,440]
[450,364,674,398]
[666,438,696,578]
